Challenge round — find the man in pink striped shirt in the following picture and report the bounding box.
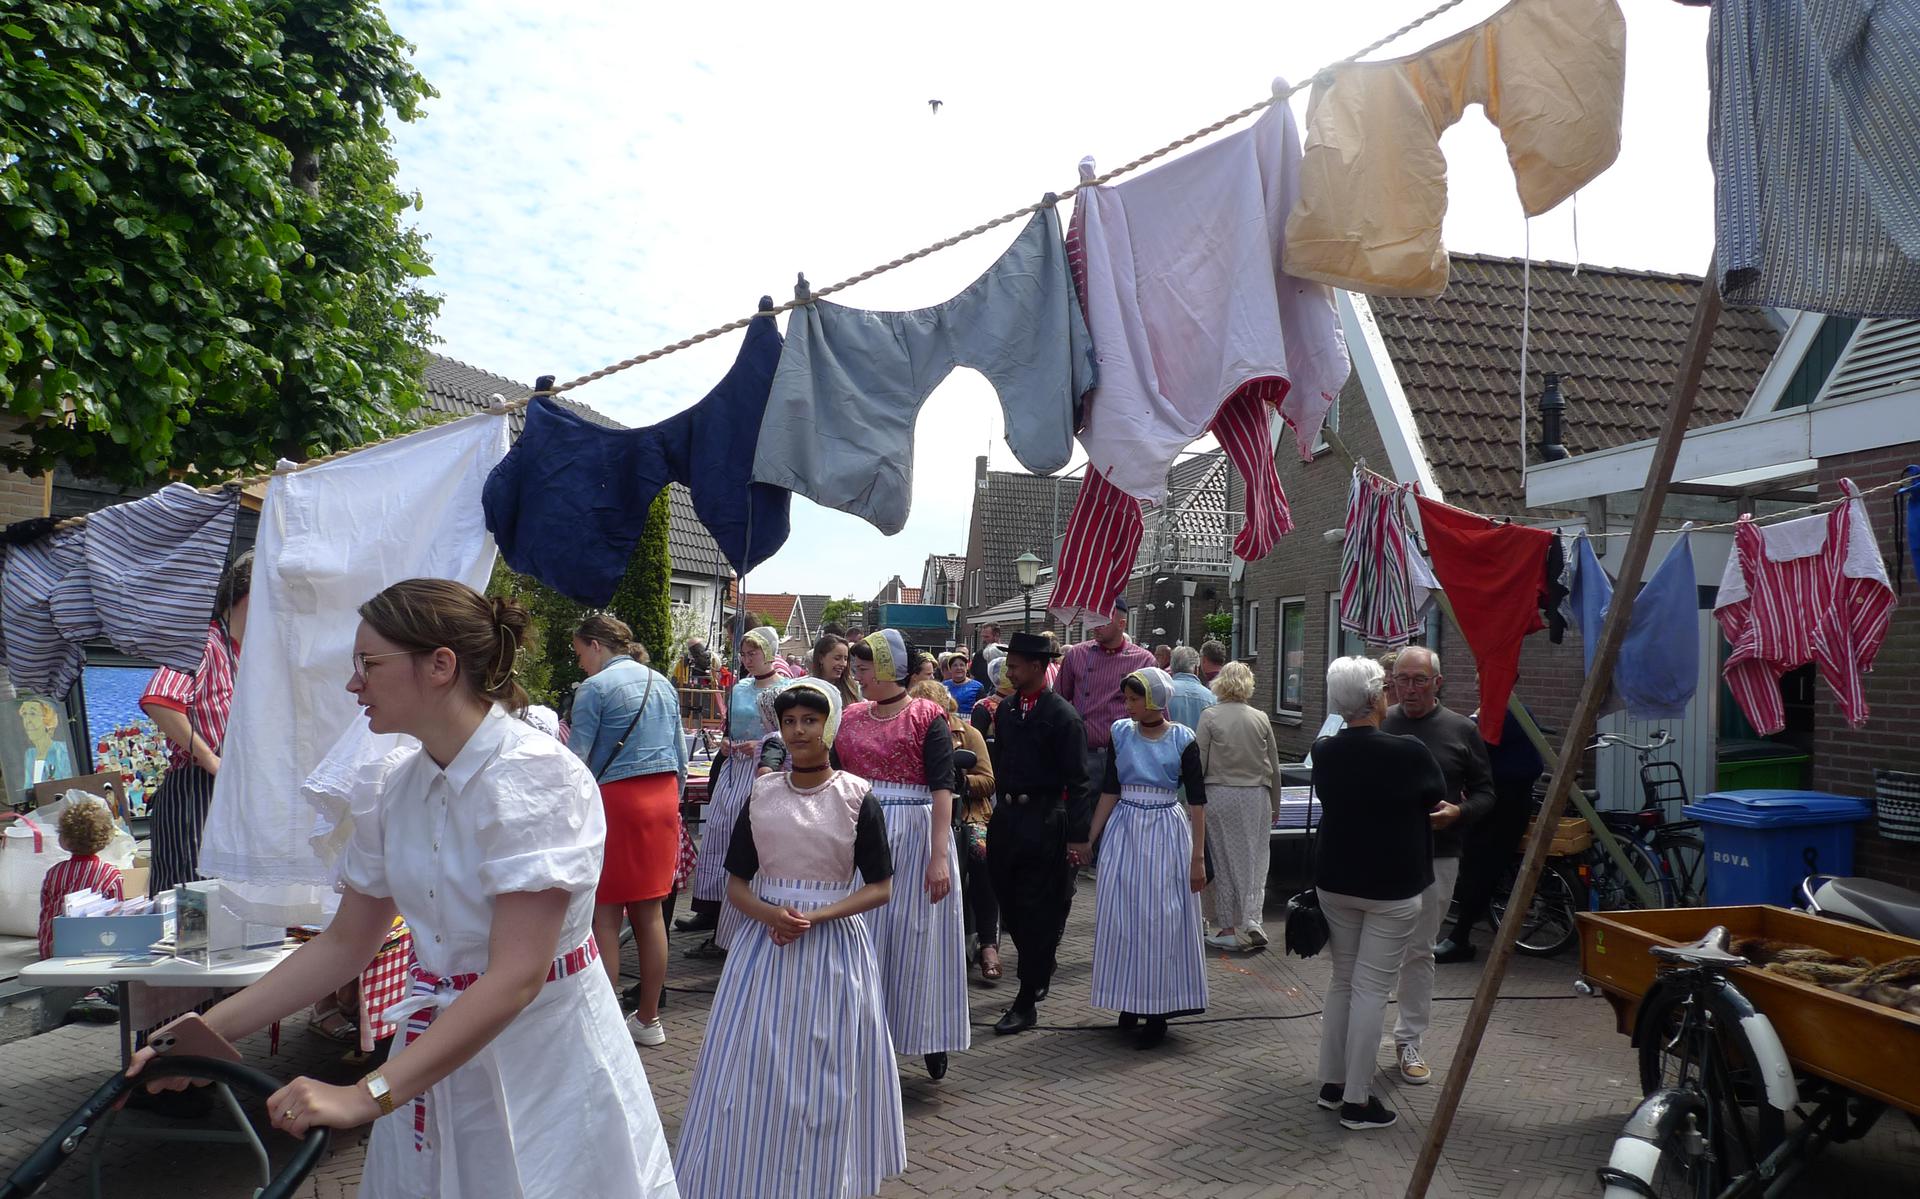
[1055,598,1155,785]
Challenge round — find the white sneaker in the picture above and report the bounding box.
[1205,931,1241,950]
[1242,925,1269,950]
[1397,1042,1431,1085]
[631,1016,666,1047]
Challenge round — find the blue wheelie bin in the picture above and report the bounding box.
[1683,790,1872,907]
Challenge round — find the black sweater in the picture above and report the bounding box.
[1381,704,1496,858]
[1310,727,1442,901]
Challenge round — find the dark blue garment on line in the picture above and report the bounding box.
[1903,465,1919,589]
[1566,529,1699,721]
[483,313,787,605]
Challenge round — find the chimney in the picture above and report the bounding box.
[975,455,989,493]
[1537,372,1570,462]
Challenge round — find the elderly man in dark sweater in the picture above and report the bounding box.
[1380,646,1494,1086]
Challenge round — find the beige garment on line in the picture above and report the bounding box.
[1283,0,1627,298]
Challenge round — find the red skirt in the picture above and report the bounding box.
[597,773,681,904]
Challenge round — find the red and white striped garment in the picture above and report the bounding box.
[1054,636,1157,752]
[1049,469,1147,627]
[1714,481,1896,736]
[1214,379,1296,562]
[1339,471,1426,647]
[140,622,236,771]
[39,854,124,958]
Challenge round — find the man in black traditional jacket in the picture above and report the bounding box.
[987,632,1096,1035]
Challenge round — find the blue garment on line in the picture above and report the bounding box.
[483,312,787,605]
[1903,465,1919,588]
[751,205,1095,536]
[1566,530,1699,721]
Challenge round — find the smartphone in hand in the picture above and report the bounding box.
[148,1013,242,1064]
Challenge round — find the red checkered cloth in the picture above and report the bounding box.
[673,814,697,890]
[359,928,415,1052]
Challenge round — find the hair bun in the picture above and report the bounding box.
[491,594,531,647]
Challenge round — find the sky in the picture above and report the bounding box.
[382,0,1719,599]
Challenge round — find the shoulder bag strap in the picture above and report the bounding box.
[594,669,657,782]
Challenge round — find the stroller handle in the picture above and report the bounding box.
[0,1056,330,1199]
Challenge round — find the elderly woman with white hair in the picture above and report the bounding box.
[1310,655,1447,1133]
[1195,661,1281,951]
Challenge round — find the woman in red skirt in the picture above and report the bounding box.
[570,615,686,1047]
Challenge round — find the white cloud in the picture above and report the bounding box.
[385,0,1715,597]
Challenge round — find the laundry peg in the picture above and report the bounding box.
[1272,76,1291,99]
[758,295,775,312]
[487,392,510,414]
[794,274,811,304]
[532,375,556,399]
[1078,156,1096,184]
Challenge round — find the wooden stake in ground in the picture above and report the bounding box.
[1404,263,1723,1197]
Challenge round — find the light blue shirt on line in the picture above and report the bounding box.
[569,656,687,786]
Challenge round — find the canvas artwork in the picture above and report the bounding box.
[0,694,81,805]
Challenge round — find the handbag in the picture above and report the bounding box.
[1283,769,1330,959]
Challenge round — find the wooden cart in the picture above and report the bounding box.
[1577,905,1920,1117]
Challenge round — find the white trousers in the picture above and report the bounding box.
[1317,889,1421,1106]
[1393,855,1460,1050]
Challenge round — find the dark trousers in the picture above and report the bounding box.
[1448,775,1536,944]
[987,801,1076,998]
[959,848,999,946]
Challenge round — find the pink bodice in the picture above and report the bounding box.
[834,698,943,786]
[745,771,870,882]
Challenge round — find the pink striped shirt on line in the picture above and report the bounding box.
[39,855,124,959]
[1055,636,1157,750]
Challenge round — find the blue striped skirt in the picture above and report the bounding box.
[1091,787,1209,1017]
[677,877,906,1199]
[862,783,972,1056]
[693,753,757,903]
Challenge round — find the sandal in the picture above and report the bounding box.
[979,945,1003,983]
[306,1007,360,1045]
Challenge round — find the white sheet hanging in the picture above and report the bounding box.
[198,414,510,919]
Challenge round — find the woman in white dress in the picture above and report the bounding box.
[129,578,679,1198]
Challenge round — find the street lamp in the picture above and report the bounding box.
[945,601,959,650]
[1180,578,1198,646]
[1014,550,1042,633]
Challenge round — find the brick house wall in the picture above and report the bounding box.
[1809,442,1920,890]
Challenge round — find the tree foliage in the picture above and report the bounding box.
[819,597,861,630]
[0,0,440,483]
[611,491,672,665]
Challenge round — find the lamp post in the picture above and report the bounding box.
[1181,578,1198,647]
[1014,550,1042,633]
[945,601,959,650]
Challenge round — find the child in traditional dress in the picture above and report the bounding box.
[1088,667,1210,1049]
[676,680,905,1199]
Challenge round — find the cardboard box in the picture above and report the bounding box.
[51,912,169,957]
[121,865,149,899]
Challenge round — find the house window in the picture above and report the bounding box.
[669,583,693,607]
[1328,595,1368,661]
[1311,393,1341,454]
[1277,597,1306,714]
[1246,602,1260,659]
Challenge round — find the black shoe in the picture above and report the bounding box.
[1339,1097,1398,1130]
[993,1005,1036,1035]
[1316,1083,1344,1111]
[682,937,725,960]
[925,1052,949,1080]
[673,913,717,933]
[1117,1011,1138,1031]
[1433,938,1478,964]
[1134,1017,1168,1050]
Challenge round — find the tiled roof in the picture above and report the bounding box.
[930,554,966,585]
[973,470,1083,609]
[1367,255,1781,513]
[900,587,924,604]
[738,593,798,629]
[421,354,730,579]
[793,594,831,640]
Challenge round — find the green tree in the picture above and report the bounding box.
[610,491,672,663]
[1203,610,1234,642]
[820,597,861,629]
[0,0,439,483]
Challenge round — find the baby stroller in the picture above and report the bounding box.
[0,1057,329,1199]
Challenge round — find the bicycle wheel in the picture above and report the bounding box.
[1635,980,1786,1173]
[1490,859,1580,957]
[1655,828,1706,907]
[1589,836,1672,911]
[1598,1087,1720,1199]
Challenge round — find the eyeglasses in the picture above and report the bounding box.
[1392,674,1435,688]
[352,650,420,679]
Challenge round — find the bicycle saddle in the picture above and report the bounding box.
[1813,876,1920,940]
[1651,925,1750,968]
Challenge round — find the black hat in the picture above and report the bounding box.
[1004,631,1061,659]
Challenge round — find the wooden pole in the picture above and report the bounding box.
[1403,263,1723,1196]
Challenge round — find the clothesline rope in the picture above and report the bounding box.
[522,0,1475,402]
[1361,464,1911,537]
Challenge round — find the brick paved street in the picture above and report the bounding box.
[1,881,1915,1197]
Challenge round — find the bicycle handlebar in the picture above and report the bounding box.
[0,1057,330,1199]
[1586,729,1674,755]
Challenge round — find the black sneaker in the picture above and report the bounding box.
[1316,1083,1344,1111]
[1433,938,1477,964]
[1340,1097,1398,1130]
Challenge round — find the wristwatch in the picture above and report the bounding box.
[362,1070,395,1117]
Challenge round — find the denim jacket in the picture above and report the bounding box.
[569,656,686,786]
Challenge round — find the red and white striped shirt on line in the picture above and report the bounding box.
[140,622,237,772]
[39,855,124,958]
[1055,637,1156,750]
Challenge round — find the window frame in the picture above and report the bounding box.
[1276,596,1306,717]
[1246,601,1260,659]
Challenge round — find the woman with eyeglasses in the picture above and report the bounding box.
[128,578,679,1197]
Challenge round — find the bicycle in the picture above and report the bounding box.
[1591,729,1706,908]
[1594,925,1903,1198]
